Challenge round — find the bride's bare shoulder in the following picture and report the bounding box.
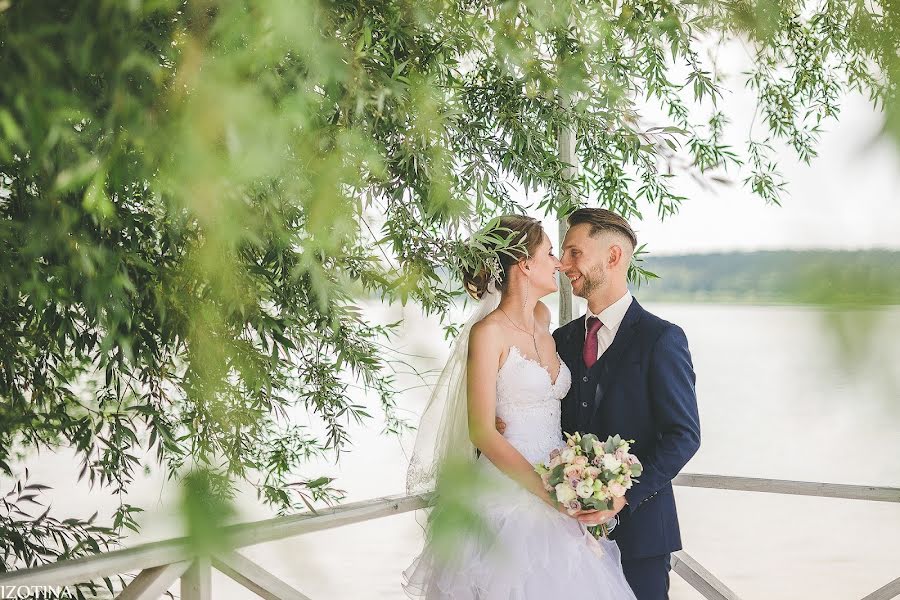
[470,312,503,340]
[534,301,552,329]
[469,313,506,355]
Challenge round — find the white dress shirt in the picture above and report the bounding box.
[584,290,633,359]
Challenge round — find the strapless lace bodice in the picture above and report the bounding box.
[493,346,571,464]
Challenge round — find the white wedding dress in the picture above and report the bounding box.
[403,346,637,599]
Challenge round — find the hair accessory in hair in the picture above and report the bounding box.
[488,255,503,284]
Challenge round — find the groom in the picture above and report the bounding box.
[556,208,700,599]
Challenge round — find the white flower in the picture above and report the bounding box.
[560,448,576,463]
[601,454,622,472]
[555,483,577,503]
[576,480,595,499]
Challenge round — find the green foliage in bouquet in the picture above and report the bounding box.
[538,432,642,517]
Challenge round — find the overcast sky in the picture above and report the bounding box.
[530,40,900,256]
[636,91,900,255]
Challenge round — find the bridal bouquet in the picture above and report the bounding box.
[535,432,643,538]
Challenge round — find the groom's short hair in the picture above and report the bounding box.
[567,208,637,251]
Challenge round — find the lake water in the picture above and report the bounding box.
[16,302,900,599]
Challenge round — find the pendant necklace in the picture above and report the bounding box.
[499,306,542,363]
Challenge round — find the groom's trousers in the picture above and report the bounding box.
[622,554,671,600]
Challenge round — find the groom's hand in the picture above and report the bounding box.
[576,496,627,526]
[495,416,506,434]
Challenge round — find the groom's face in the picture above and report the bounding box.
[560,223,607,299]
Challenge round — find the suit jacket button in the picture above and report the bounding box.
[581,401,588,407]
[582,376,589,383]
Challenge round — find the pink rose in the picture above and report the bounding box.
[573,455,589,467]
[565,499,582,514]
[615,448,627,461]
[563,464,584,479]
[585,466,601,479]
[591,455,603,467]
[609,482,627,498]
[550,448,561,460]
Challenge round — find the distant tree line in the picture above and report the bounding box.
[638,250,900,305]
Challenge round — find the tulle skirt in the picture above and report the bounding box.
[402,460,637,600]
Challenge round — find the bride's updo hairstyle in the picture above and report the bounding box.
[463,215,545,300]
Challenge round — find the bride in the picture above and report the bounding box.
[404,215,637,599]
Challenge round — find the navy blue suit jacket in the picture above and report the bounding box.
[553,298,700,561]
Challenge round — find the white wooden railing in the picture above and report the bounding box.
[1,473,898,600]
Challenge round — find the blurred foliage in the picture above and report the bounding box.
[179,468,236,557]
[0,0,896,573]
[423,458,490,562]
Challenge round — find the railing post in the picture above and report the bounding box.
[671,551,741,600]
[117,561,190,600]
[860,576,900,600]
[181,557,211,600]
[213,551,312,600]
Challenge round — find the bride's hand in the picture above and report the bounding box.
[575,509,611,525]
[576,496,627,525]
[549,502,595,519]
[495,416,506,434]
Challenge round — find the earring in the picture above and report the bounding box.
[523,280,529,310]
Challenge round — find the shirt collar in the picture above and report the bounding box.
[585,290,633,332]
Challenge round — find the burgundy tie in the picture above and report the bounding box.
[583,317,603,369]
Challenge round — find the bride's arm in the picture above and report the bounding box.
[466,321,556,507]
